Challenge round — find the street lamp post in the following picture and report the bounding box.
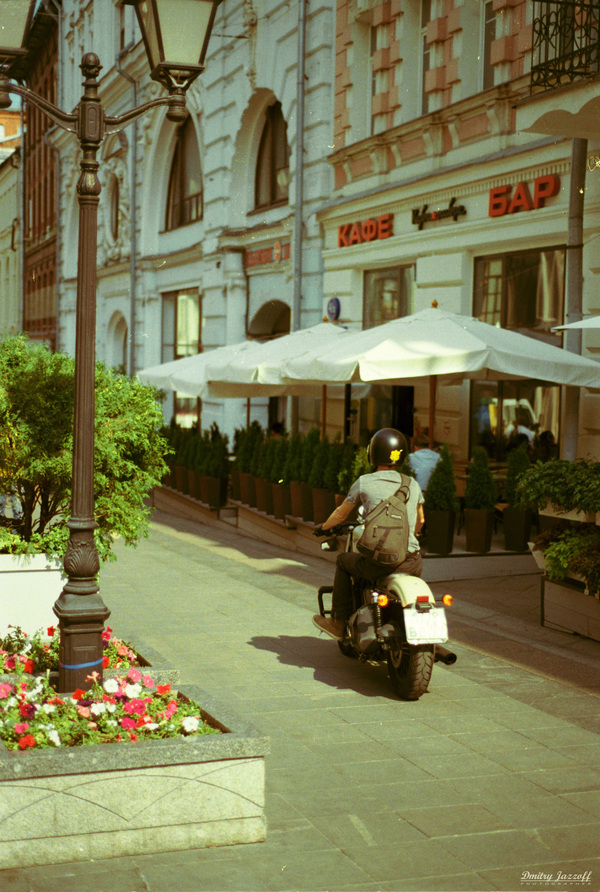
[0,0,221,692]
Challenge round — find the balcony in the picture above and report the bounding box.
[531,0,600,91]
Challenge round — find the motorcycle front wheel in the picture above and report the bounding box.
[387,643,434,700]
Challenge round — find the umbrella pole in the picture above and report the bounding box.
[321,385,327,439]
[429,376,437,447]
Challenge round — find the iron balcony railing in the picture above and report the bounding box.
[531,0,600,90]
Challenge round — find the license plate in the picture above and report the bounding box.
[404,605,448,645]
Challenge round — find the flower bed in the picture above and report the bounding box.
[0,675,269,868]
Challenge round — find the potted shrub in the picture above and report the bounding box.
[503,442,533,551]
[323,433,343,505]
[254,437,275,516]
[202,424,230,510]
[271,437,292,520]
[298,428,320,522]
[336,441,356,505]
[424,445,459,555]
[237,421,262,507]
[309,437,336,524]
[464,447,497,553]
[285,434,304,518]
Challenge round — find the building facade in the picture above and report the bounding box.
[0,145,21,340]
[315,0,600,459]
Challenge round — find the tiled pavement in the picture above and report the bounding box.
[2,510,600,892]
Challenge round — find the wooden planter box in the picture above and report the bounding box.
[503,507,533,552]
[312,488,336,525]
[464,508,494,554]
[541,576,600,642]
[272,483,292,520]
[0,554,64,637]
[200,475,227,510]
[174,465,189,495]
[289,481,313,520]
[238,472,256,508]
[230,469,241,502]
[254,477,274,516]
[0,684,268,870]
[424,509,456,555]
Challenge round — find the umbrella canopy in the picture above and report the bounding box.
[280,308,600,388]
[553,316,600,332]
[137,341,256,398]
[195,322,352,398]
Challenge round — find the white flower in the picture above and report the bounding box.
[182,716,200,734]
[145,722,158,730]
[103,678,119,694]
[106,703,116,714]
[91,702,106,716]
[124,683,141,699]
[47,729,61,747]
[105,719,118,728]
[42,703,56,714]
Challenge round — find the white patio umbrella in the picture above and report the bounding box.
[280,307,600,441]
[137,340,255,397]
[553,316,600,331]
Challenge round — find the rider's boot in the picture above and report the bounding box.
[313,615,345,640]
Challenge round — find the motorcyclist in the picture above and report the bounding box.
[312,428,425,640]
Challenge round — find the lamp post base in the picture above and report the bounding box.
[53,590,110,692]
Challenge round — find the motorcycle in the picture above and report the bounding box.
[316,520,456,700]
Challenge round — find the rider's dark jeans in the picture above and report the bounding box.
[331,550,423,622]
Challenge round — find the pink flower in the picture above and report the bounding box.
[0,683,13,699]
[127,668,142,683]
[14,723,29,734]
[121,717,137,731]
[117,644,129,657]
[86,671,100,683]
[142,675,154,689]
[77,706,91,718]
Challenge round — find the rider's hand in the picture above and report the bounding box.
[313,524,329,537]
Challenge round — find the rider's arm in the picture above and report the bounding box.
[415,503,425,535]
[321,499,356,531]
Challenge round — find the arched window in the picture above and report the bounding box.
[255,101,289,210]
[165,117,203,231]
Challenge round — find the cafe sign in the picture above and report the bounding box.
[337,213,394,247]
[411,197,466,230]
[488,174,560,217]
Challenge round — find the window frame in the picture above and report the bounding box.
[165,117,203,232]
[253,101,290,212]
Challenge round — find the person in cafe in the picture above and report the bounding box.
[311,428,424,640]
[407,432,441,492]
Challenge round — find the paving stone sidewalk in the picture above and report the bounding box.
[2,510,600,892]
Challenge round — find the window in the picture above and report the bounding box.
[482,1,496,90]
[471,247,565,458]
[108,173,119,242]
[421,0,432,115]
[255,102,289,210]
[165,117,203,231]
[162,288,202,426]
[363,266,415,329]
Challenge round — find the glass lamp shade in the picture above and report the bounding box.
[0,0,35,65]
[126,0,221,89]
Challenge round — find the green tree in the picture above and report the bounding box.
[308,437,329,489]
[424,445,459,512]
[465,447,497,510]
[504,442,531,508]
[0,335,169,562]
[300,428,320,483]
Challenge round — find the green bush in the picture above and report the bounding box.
[323,434,343,492]
[504,442,531,508]
[336,442,356,494]
[308,437,329,489]
[283,433,302,485]
[465,447,497,510]
[270,437,289,485]
[204,424,229,479]
[300,428,320,484]
[517,458,600,514]
[0,335,169,562]
[424,445,459,512]
[234,421,263,474]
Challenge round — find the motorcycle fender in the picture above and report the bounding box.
[380,573,434,608]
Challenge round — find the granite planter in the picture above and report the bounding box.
[0,554,64,637]
[0,684,269,869]
[541,577,600,642]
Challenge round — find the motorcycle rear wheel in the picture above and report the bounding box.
[337,640,358,659]
[387,643,434,700]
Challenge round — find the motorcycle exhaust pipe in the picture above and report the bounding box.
[434,645,457,665]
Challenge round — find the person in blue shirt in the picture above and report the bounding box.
[408,432,441,492]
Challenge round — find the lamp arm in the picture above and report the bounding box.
[105,94,184,133]
[0,81,78,133]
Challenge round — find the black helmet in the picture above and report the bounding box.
[368,428,408,469]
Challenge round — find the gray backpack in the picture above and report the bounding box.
[356,476,411,565]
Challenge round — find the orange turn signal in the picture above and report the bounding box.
[377,593,390,607]
[442,594,453,607]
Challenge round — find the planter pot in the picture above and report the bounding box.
[289,481,304,518]
[0,554,64,637]
[230,469,241,501]
[540,504,596,524]
[424,509,456,555]
[312,488,336,525]
[187,469,202,501]
[203,476,227,510]
[255,477,274,516]
[464,508,494,554]
[528,541,546,571]
[162,461,175,488]
[272,483,292,520]
[238,472,256,508]
[503,507,533,552]
[542,577,600,641]
[0,684,268,869]
[334,493,346,508]
[174,465,189,495]
[300,483,314,522]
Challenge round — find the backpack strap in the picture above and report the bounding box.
[371,476,411,561]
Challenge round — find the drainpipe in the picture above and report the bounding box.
[562,138,587,461]
[290,0,307,434]
[116,44,138,376]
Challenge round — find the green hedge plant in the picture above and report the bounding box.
[465,447,497,510]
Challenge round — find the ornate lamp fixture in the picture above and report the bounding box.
[0,0,221,692]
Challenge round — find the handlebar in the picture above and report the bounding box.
[313,521,359,538]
